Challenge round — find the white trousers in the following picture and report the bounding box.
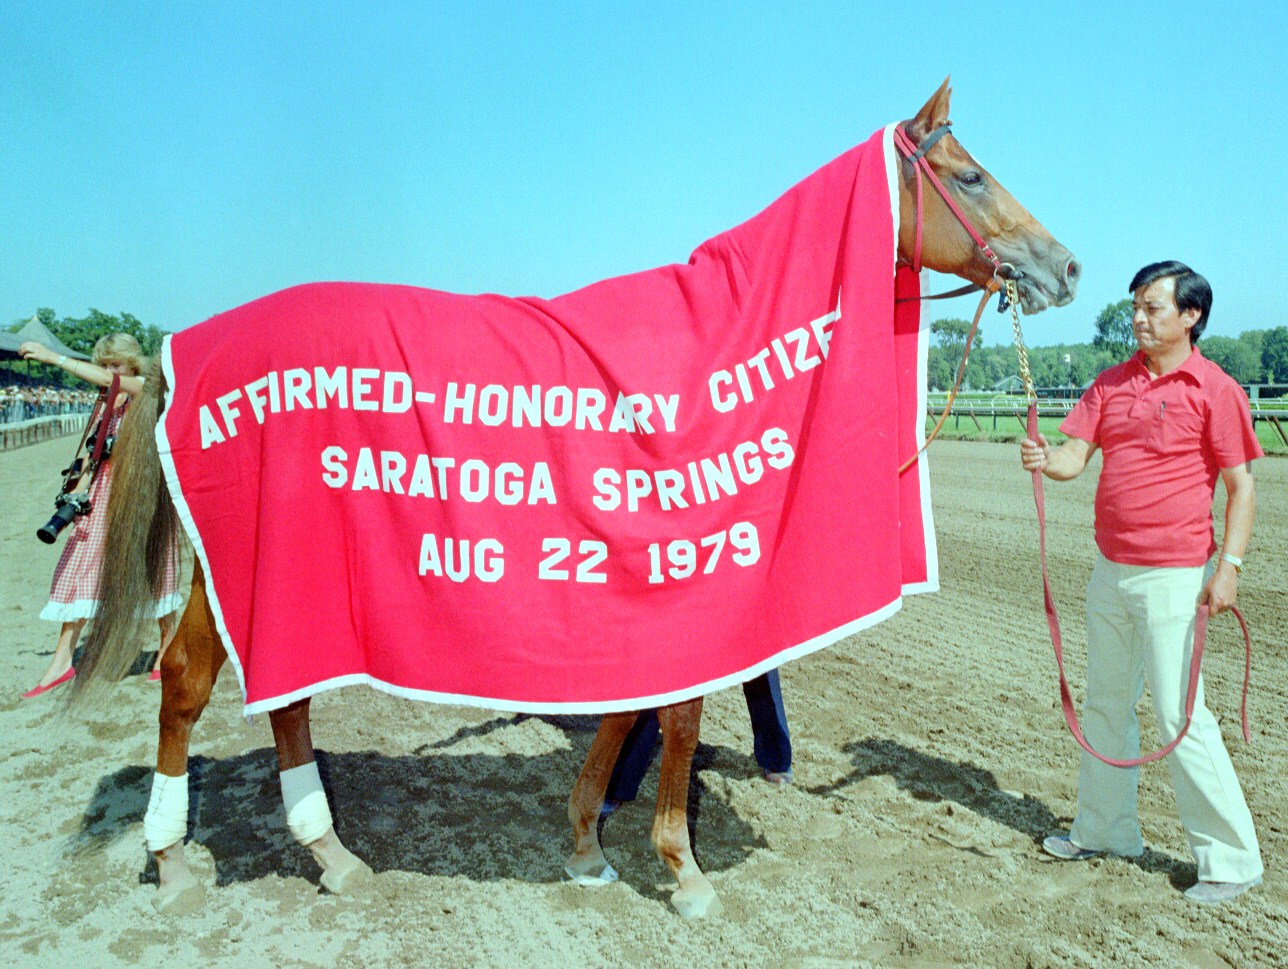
[1068,554,1262,883]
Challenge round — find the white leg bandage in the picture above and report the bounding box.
[280,762,333,845]
[144,772,189,852]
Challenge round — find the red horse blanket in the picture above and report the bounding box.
[159,124,938,716]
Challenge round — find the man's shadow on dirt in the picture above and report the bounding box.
[809,737,1194,889]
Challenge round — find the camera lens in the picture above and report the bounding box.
[36,500,81,544]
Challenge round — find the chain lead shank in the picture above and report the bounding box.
[1006,280,1036,402]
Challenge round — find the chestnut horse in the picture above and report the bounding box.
[68,80,1078,919]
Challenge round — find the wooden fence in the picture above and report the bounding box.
[0,414,86,452]
[924,399,1071,434]
[925,397,1288,443]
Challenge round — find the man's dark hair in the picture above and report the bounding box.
[1129,260,1212,343]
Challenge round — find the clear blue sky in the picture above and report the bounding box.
[3,1,1284,349]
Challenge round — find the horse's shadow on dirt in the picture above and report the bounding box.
[69,727,1196,895]
[70,714,765,896]
[810,737,1194,888]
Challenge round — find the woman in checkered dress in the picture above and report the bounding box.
[18,333,181,698]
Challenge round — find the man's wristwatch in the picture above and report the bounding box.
[1221,552,1243,573]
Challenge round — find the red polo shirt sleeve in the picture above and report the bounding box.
[1059,369,1111,444]
[1206,377,1264,469]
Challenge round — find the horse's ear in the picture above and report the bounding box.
[906,77,953,143]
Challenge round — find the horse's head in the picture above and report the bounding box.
[898,79,1080,314]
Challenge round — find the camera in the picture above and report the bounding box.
[37,492,92,544]
[86,427,115,460]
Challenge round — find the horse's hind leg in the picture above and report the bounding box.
[268,699,373,894]
[655,697,721,918]
[565,710,638,886]
[149,568,226,915]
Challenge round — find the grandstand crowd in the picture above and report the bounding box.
[0,384,97,424]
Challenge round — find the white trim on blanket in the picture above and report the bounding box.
[884,124,901,279]
[159,338,252,703]
[905,265,940,595]
[241,597,907,716]
[882,122,939,597]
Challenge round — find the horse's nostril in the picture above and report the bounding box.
[1067,260,1081,280]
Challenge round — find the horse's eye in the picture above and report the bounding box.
[957,170,984,188]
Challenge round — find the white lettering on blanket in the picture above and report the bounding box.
[591,428,794,513]
[198,368,681,449]
[419,535,506,582]
[707,297,840,414]
[442,384,679,434]
[321,449,558,505]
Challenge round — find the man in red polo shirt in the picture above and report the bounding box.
[1020,260,1263,904]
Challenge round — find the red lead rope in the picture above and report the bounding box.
[1026,402,1252,766]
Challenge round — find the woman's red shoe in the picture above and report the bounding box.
[21,667,76,699]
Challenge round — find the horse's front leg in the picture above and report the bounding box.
[269,698,372,894]
[655,697,721,918]
[148,572,224,915]
[565,710,637,886]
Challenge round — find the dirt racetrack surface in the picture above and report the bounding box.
[2,436,1285,968]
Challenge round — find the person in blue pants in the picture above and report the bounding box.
[603,670,792,813]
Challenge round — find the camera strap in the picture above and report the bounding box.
[88,375,121,469]
[61,383,106,484]
[71,390,106,465]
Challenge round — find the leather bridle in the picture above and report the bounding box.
[893,122,1012,294]
[894,122,1013,473]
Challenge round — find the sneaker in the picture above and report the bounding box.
[1184,876,1262,904]
[762,769,793,785]
[599,799,623,819]
[1041,834,1101,861]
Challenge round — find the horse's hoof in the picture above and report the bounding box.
[320,858,374,895]
[152,881,205,916]
[671,886,723,919]
[564,856,619,887]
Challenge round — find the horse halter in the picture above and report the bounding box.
[893,123,1009,294]
[894,121,1028,474]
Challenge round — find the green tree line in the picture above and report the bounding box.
[7,300,1287,392]
[930,299,1288,392]
[4,308,168,386]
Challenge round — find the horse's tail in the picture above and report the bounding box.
[68,358,179,710]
